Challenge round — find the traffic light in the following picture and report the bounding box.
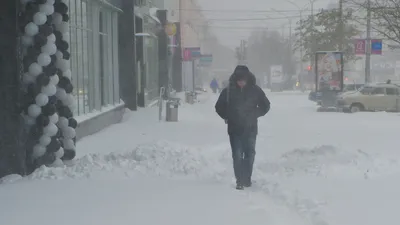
[307,65,312,71]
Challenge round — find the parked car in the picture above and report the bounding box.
[308,83,363,103]
[336,82,400,113]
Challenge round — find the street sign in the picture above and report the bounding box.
[183,48,191,61]
[371,39,382,55]
[183,47,201,61]
[354,39,366,55]
[188,47,201,58]
[199,54,213,67]
[199,54,212,62]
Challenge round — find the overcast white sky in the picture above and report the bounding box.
[196,0,332,48]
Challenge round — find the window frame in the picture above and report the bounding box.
[68,0,121,115]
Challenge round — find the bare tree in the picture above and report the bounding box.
[348,0,400,47]
[369,0,400,46]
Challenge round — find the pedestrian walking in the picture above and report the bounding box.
[215,65,270,190]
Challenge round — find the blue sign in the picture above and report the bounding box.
[199,54,212,62]
[371,39,382,54]
[186,47,201,57]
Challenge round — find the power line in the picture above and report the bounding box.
[174,8,315,13]
[195,26,270,30]
[189,15,303,22]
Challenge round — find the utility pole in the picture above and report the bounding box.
[289,18,292,51]
[299,11,303,71]
[236,40,247,64]
[310,0,315,68]
[338,0,343,51]
[365,0,371,83]
[179,0,184,51]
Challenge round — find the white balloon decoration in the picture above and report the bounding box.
[55,51,63,60]
[32,144,47,159]
[50,158,64,167]
[43,123,58,137]
[41,42,57,55]
[39,135,51,147]
[35,93,49,107]
[49,113,59,124]
[21,0,77,168]
[54,148,64,159]
[37,53,51,66]
[62,33,70,42]
[46,0,55,5]
[42,84,57,96]
[25,22,39,36]
[63,127,76,139]
[28,63,43,76]
[57,117,69,129]
[63,139,75,149]
[52,12,63,25]
[55,88,67,100]
[39,4,54,16]
[63,94,75,107]
[58,22,69,34]
[28,104,42,118]
[33,12,47,26]
[63,69,72,80]
[56,59,69,72]
[47,34,56,43]
[49,74,59,85]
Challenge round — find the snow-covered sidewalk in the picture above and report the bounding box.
[2,91,400,225]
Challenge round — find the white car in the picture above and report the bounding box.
[336,83,400,113]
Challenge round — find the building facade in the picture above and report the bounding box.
[0,0,138,178]
[67,0,128,139]
[68,0,122,118]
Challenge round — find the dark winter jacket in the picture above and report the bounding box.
[215,66,270,135]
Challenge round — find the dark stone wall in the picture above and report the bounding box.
[0,0,27,178]
[172,22,182,92]
[118,0,137,110]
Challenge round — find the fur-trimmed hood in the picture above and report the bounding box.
[229,65,256,86]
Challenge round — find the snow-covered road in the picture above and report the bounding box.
[2,90,400,225]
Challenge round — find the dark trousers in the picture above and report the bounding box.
[229,133,256,185]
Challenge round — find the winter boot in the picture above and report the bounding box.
[243,181,252,188]
[236,184,244,190]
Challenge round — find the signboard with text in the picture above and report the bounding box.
[315,51,344,91]
[371,39,382,55]
[354,39,366,55]
[353,39,382,55]
[199,54,213,66]
[182,47,201,61]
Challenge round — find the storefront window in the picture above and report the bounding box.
[68,0,120,116]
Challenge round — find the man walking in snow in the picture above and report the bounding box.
[215,65,270,190]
